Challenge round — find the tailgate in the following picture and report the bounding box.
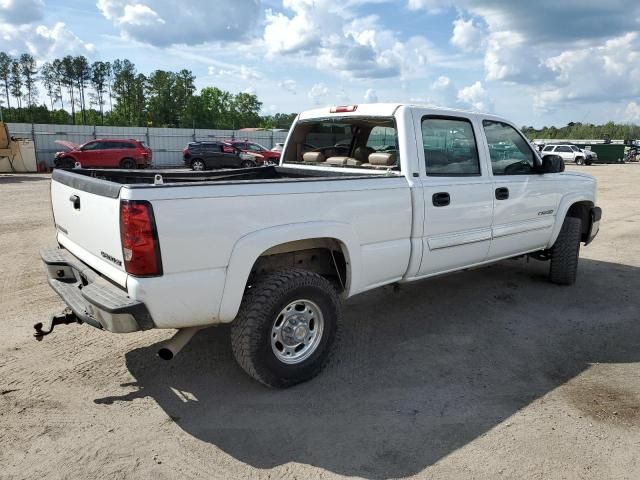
[51,170,128,287]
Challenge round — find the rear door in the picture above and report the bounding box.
[481,120,561,259]
[50,171,127,286]
[554,145,575,163]
[413,111,494,276]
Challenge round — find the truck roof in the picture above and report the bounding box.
[297,103,507,123]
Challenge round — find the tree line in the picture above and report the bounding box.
[0,52,297,130]
[523,122,640,142]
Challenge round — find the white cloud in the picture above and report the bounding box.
[450,17,484,52]
[278,80,297,94]
[622,102,640,123]
[119,4,165,27]
[308,83,329,104]
[208,64,261,81]
[0,21,94,58]
[0,0,43,24]
[535,32,640,111]
[263,0,435,79]
[242,86,256,95]
[364,88,378,103]
[430,75,457,106]
[457,81,492,111]
[97,0,260,46]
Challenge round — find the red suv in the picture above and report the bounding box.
[54,139,152,169]
[225,141,281,162]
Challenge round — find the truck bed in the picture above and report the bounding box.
[56,165,382,189]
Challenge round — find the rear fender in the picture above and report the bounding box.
[218,222,361,322]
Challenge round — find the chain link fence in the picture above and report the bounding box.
[7,123,289,168]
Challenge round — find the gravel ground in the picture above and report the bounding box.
[1,165,639,479]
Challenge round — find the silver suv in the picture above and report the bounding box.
[541,144,597,165]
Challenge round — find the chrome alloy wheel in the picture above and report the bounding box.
[271,299,324,364]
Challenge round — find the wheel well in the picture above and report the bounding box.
[249,238,349,293]
[566,201,593,242]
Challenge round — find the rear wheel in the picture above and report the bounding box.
[191,159,206,171]
[241,160,256,168]
[575,157,584,165]
[549,216,582,285]
[120,158,137,169]
[230,269,341,388]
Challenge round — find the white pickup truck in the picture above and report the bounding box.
[40,104,601,387]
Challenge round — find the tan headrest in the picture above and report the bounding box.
[345,158,363,166]
[303,151,326,162]
[326,156,349,165]
[368,152,396,166]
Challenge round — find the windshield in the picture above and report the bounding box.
[283,117,400,171]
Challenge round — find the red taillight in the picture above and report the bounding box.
[120,200,162,276]
[330,105,358,113]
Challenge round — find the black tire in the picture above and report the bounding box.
[240,160,256,168]
[191,159,206,171]
[549,216,582,285]
[575,157,584,165]
[230,268,341,388]
[120,158,137,169]
[61,157,75,168]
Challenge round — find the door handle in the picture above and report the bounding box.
[495,187,509,200]
[432,192,450,207]
[69,194,80,210]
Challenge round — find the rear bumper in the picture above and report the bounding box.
[41,247,155,333]
[585,206,601,245]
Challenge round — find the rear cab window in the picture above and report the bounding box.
[282,117,400,171]
[421,116,480,176]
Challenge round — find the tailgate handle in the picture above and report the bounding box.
[69,195,80,210]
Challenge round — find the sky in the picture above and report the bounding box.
[1,0,639,128]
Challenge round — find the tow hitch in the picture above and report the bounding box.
[33,308,80,341]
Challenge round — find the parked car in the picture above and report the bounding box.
[54,139,152,169]
[39,103,600,388]
[226,141,281,162]
[540,144,595,165]
[182,141,262,170]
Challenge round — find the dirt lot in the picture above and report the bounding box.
[1,165,639,479]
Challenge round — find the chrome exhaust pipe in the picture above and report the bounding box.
[157,327,202,360]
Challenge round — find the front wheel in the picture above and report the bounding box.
[549,216,582,285]
[61,157,75,169]
[191,159,206,171]
[240,160,256,168]
[575,157,584,165]
[230,269,341,388]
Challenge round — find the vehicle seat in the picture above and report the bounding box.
[326,156,357,165]
[354,146,375,162]
[362,152,396,168]
[303,151,326,162]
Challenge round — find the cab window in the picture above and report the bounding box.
[422,116,480,176]
[483,120,536,175]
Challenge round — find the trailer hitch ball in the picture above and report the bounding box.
[33,309,79,341]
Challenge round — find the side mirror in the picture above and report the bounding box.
[540,154,565,173]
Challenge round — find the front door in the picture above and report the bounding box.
[76,140,104,167]
[481,120,561,259]
[414,112,494,276]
